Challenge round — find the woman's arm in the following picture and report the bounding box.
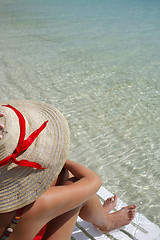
[64,159,100,180]
[35,159,102,221]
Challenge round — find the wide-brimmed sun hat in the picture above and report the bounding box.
[0,100,70,213]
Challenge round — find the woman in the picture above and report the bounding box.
[0,100,136,240]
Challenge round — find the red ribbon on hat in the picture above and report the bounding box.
[0,105,48,169]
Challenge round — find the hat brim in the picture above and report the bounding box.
[0,100,70,213]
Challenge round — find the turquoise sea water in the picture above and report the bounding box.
[0,0,160,226]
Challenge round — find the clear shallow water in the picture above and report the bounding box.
[0,0,160,226]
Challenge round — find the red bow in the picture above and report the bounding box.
[0,105,48,169]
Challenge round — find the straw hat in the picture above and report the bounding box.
[0,100,70,213]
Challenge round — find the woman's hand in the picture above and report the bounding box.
[0,112,4,139]
[64,159,102,187]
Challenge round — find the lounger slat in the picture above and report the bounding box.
[72,224,94,240]
[108,229,133,240]
[131,213,160,240]
[77,218,111,240]
[120,222,146,240]
[72,220,111,240]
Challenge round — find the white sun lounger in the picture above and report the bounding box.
[72,186,160,240]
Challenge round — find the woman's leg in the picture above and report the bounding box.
[42,176,81,240]
[42,192,136,240]
[42,175,136,240]
[79,194,136,232]
[43,166,136,239]
[42,205,81,240]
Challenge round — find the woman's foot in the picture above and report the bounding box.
[99,204,136,232]
[103,195,118,213]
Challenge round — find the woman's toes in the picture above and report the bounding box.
[129,209,136,215]
[104,195,117,205]
[104,197,113,205]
